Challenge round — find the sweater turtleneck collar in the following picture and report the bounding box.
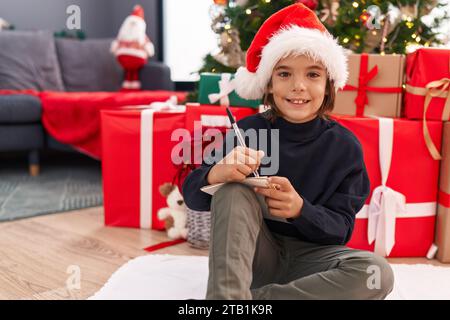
[271,115,330,143]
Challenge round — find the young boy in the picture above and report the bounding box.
[182,3,394,300]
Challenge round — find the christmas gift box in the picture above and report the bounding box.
[185,103,257,128]
[404,48,450,160]
[185,103,258,162]
[198,73,261,109]
[101,105,187,230]
[333,53,404,118]
[404,48,450,121]
[333,115,442,257]
[436,122,450,263]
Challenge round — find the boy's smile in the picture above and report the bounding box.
[269,54,327,123]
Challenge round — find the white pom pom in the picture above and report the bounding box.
[233,67,264,100]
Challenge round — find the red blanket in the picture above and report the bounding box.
[0,89,41,97]
[1,90,187,159]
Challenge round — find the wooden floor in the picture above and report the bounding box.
[0,206,448,300]
[0,207,207,300]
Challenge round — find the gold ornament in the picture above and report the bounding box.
[400,4,418,19]
[363,23,383,52]
[210,10,226,33]
[235,0,249,6]
[320,0,339,26]
[419,0,438,16]
[212,29,246,68]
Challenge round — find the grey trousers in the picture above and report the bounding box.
[206,183,394,300]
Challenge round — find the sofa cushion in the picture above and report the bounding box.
[140,61,175,91]
[0,95,41,124]
[55,38,123,92]
[0,31,65,91]
[0,124,44,152]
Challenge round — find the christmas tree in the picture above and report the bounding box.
[198,0,448,75]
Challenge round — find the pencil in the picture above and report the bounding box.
[225,107,260,178]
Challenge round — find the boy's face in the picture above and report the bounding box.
[269,54,327,123]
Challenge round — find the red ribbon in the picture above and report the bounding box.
[342,53,403,116]
[144,239,187,252]
[439,190,450,208]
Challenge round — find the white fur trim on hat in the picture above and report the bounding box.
[234,26,348,100]
[233,67,262,100]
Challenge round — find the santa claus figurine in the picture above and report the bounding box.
[111,5,155,90]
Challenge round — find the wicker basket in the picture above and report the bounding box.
[186,207,211,250]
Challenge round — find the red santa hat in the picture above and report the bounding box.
[234,3,348,100]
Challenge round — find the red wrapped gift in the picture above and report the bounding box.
[436,122,450,262]
[185,103,258,129]
[184,103,258,165]
[334,115,442,257]
[101,106,187,230]
[404,48,450,121]
[404,48,450,160]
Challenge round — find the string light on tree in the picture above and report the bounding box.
[359,11,370,25]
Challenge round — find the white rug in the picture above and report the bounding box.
[89,254,450,300]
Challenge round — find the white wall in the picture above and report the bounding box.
[163,0,218,81]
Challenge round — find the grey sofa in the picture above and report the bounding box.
[0,30,174,175]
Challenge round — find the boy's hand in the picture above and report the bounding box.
[207,146,264,185]
[254,176,303,219]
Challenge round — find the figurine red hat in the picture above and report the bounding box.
[234,3,348,100]
[131,5,144,19]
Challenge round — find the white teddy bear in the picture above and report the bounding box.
[157,183,188,240]
[0,18,11,30]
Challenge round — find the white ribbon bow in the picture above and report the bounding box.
[148,95,179,111]
[208,73,235,107]
[367,117,406,257]
[368,185,406,257]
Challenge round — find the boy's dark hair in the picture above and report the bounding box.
[262,78,336,123]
